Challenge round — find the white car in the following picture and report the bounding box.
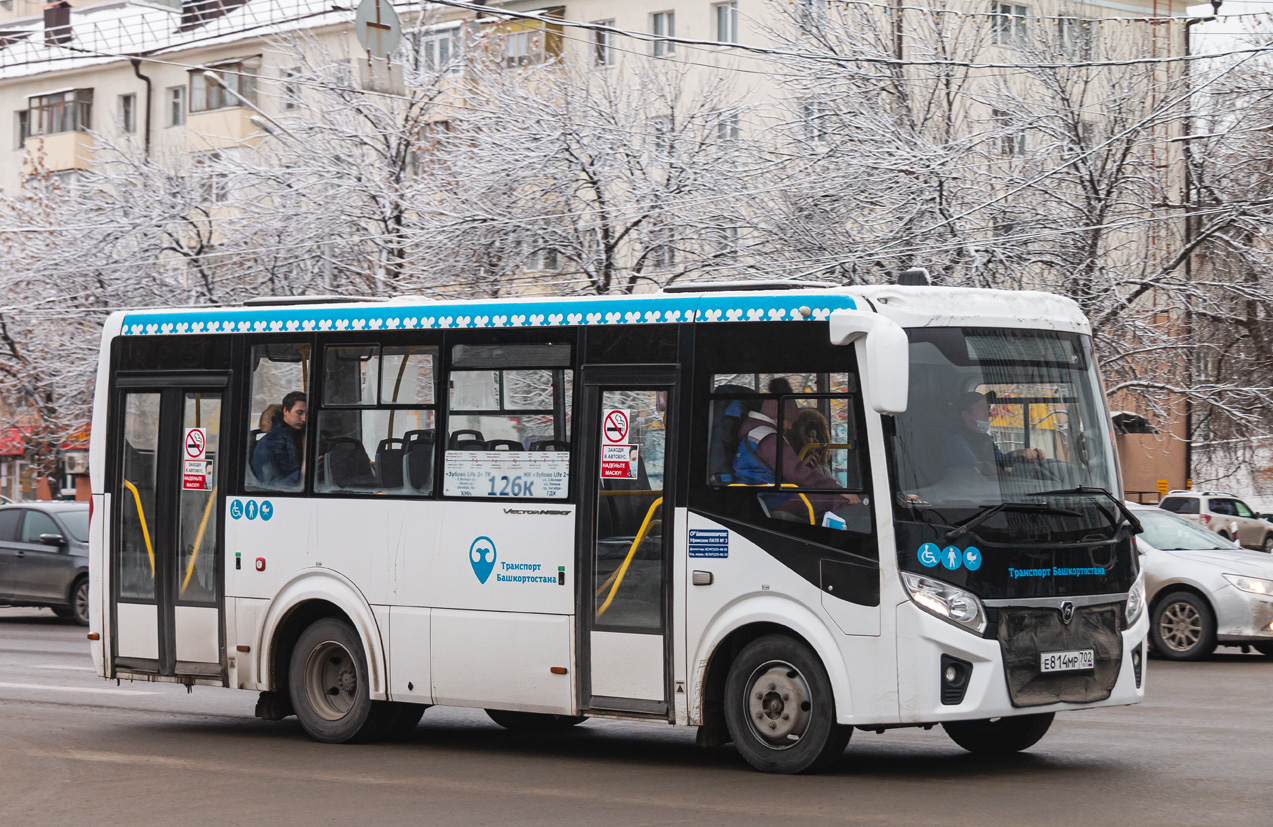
[1130,502,1273,661]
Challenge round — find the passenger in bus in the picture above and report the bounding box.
[251,391,307,486]
[787,408,832,477]
[732,379,860,523]
[942,391,1043,476]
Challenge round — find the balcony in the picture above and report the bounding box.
[186,107,260,151]
[24,131,94,172]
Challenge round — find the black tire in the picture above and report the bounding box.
[69,577,89,626]
[723,634,851,774]
[1253,643,1273,658]
[288,618,386,743]
[1150,591,1217,661]
[1262,535,1273,554]
[381,702,428,738]
[485,709,587,731]
[943,713,1054,754]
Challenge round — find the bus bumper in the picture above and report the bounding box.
[893,601,1148,724]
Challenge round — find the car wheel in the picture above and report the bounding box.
[485,710,587,731]
[1217,531,1231,541]
[1150,592,1217,661]
[1262,535,1273,554]
[288,618,387,743]
[723,634,851,774]
[69,577,89,626]
[1253,643,1273,658]
[943,713,1054,754]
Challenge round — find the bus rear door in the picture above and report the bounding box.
[110,377,227,681]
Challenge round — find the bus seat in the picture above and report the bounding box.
[404,430,435,491]
[486,439,523,451]
[448,429,484,450]
[322,438,378,489]
[376,438,407,489]
[450,438,487,451]
[708,385,755,484]
[531,440,570,451]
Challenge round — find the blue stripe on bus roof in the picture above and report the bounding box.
[118,293,859,336]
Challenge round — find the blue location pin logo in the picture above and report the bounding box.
[469,536,497,584]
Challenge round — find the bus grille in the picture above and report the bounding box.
[997,604,1123,707]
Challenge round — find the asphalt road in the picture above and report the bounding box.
[1,607,1269,827]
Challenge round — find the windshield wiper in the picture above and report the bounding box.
[1023,486,1143,535]
[945,502,1081,543]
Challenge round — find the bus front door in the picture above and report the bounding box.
[111,380,226,681]
[579,369,677,716]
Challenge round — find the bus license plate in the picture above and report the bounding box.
[1040,649,1095,673]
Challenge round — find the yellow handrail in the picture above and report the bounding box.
[728,483,815,525]
[181,486,218,596]
[596,496,663,618]
[121,480,155,577]
[594,519,662,597]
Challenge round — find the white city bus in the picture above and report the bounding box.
[86,279,1147,773]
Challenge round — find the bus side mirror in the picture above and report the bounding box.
[828,311,909,415]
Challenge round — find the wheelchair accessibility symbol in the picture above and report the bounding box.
[229,499,243,520]
[918,543,940,568]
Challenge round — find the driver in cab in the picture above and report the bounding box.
[942,391,1043,477]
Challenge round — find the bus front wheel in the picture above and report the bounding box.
[943,712,1054,754]
[289,618,386,743]
[723,634,851,774]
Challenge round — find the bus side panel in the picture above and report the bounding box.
[389,606,433,704]
[90,493,108,677]
[431,610,574,713]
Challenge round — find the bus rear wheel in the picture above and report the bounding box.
[485,710,587,731]
[943,713,1054,755]
[723,634,851,774]
[289,618,386,743]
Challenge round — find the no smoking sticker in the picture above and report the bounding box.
[602,409,629,444]
[184,428,207,460]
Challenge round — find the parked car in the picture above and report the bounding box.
[1130,502,1273,661]
[0,502,89,625]
[1156,490,1273,552]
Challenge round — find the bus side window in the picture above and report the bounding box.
[444,343,572,500]
[709,372,868,534]
[245,343,311,494]
[314,344,438,496]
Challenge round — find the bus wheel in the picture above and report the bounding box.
[289,618,384,743]
[943,713,1054,754]
[723,635,851,774]
[486,710,587,731]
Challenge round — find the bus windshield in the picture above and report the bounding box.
[888,327,1119,513]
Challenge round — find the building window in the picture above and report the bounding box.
[706,224,739,261]
[992,109,1025,156]
[282,68,301,110]
[166,86,186,127]
[528,247,560,271]
[715,112,740,143]
[992,3,1029,48]
[651,12,675,57]
[1058,17,1095,59]
[27,89,92,137]
[713,2,738,44]
[801,100,830,142]
[593,20,615,66]
[189,60,258,113]
[649,236,676,268]
[119,94,136,134]
[14,110,28,148]
[191,151,228,203]
[417,25,461,74]
[651,115,673,155]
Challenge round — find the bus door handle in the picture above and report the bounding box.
[692,571,713,586]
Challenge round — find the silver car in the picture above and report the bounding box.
[1131,502,1273,661]
[0,503,90,625]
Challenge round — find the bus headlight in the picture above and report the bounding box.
[901,572,987,635]
[1126,570,1145,625]
[1222,574,1273,596]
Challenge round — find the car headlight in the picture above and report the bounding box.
[1223,574,1273,596]
[1126,569,1145,625]
[901,572,987,635]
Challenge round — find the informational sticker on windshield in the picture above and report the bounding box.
[444,451,569,499]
